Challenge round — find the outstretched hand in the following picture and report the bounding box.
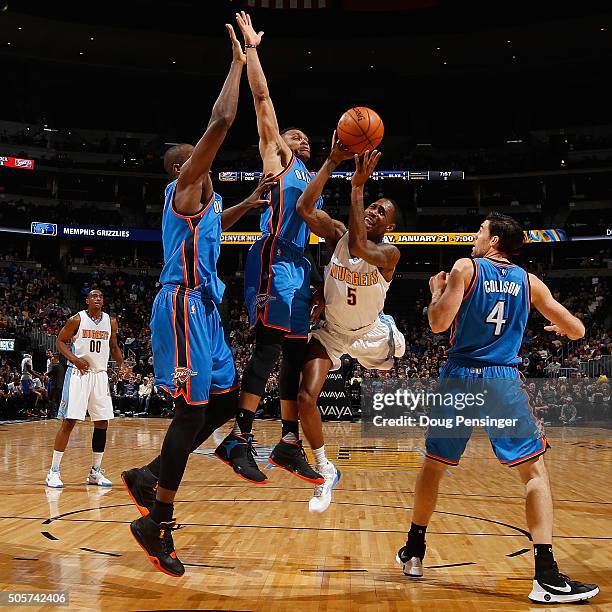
[328,130,353,166]
[236,11,264,47]
[226,24,246,64]
[351,149,382,188]
[243,173,277,209]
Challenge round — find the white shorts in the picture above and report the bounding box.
[311,314,406,371]
[58,368,114,421]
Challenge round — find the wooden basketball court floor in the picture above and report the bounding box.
[1,418,610,611]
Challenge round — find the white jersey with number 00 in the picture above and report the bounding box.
[72,310,111,373]
[324,232,390,331]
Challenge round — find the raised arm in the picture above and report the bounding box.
[236,11,292,174]
[296,132,352,248]
[529,273,585,340]
[174,25,246,215]
[427,259,473,333]
[221,173,278,230]
[348,151,400,278]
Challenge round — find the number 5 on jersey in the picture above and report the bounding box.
[347,286,357,306]
[486,300,507,335]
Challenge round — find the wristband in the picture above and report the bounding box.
[245,44,258,49]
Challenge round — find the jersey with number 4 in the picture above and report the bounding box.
[323,232,390,331]
[71,310,111,373]
[448,257,530,366]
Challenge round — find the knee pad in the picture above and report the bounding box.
[241,325,283,397]
[280,337,308,401]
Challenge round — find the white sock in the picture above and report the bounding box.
[92,452,104,470]
[312,446,329,468]
[51,450,63,470]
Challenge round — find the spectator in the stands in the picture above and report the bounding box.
[138,376,154,413]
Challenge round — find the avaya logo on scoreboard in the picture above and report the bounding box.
[0,156,35,170]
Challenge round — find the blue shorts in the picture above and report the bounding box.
[425,360,548,467]
[150,284,237,405]
[244,235,311,337]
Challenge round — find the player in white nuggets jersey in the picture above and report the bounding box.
[295,141,405,512]
[45,289,129,489]
[318,233,404,370]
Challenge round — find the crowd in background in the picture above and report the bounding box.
[0,262,70,337]
[3,254,609,425]
[4,123,612,175]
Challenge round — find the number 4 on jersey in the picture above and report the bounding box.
[485,300,507,335]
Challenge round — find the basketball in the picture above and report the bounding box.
[336,107,384,154]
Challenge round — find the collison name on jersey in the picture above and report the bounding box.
[483,279,522,296]
[449,257,530,366]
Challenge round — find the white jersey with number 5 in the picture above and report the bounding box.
[324,232,390,331]
[72,310,111,373]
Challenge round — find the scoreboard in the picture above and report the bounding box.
[219,170,464,182]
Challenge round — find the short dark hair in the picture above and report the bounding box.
[374,197,400,227]
[383,197,399,223]
[280,127,303,136]
[163,143,192,176]
[485,212,524,255]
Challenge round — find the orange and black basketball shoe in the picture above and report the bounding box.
[130,515,185,577]
[269,439,324,484]
[121,466,157,516]
[214,432,269,483]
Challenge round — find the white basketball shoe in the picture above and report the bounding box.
[529,563,599,604]
[308,462,341,513]
[45,467,64,488]
[87,467,112,487]
[396,545,424,578]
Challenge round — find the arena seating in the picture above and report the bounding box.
[1,251,609,422]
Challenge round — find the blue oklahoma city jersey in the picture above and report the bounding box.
[159,180,225,304]
[150,180,236,404]
[259,155,322,247]
[449,257,530,366]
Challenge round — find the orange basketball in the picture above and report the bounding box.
[336,107,384,154]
